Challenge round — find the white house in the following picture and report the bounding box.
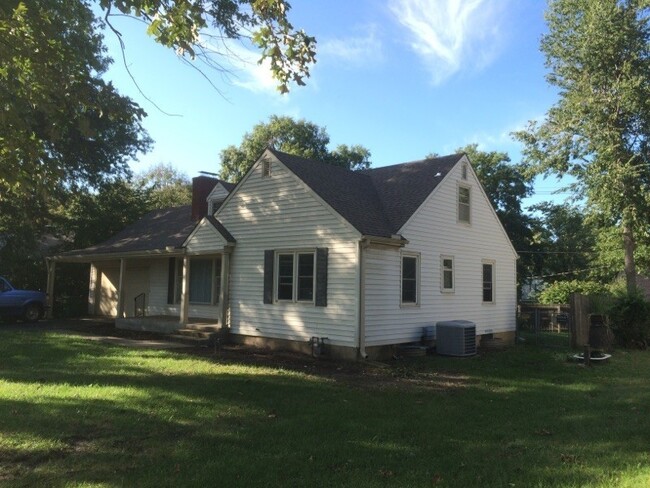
[49,148,518,359]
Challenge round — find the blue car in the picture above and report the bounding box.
[0,277,47,322]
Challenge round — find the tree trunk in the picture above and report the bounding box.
[622,220,636,295]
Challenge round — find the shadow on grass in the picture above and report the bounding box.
[0,331,649,487]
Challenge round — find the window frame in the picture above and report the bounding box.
[262,159,272,177]
[400,252,420,306]
[274,250,316,304]
[458,184,471,224]
[173,256,222,306]
[482,260,495,304]
[440,255,455,293]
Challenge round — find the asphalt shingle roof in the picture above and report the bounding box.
[271,148,464,238]
[57,150,464,257]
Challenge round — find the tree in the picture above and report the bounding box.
[515,0,650,294]
[531,202,596,282]
[100,0,316,94]
[219,116,371,181]
[0,0,151,201]
[135,163,192,209]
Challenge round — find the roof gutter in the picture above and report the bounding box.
[48,247,187,263]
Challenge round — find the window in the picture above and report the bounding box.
[171,256,222,305]
[262,159,272,177]
[275,251,315,302]
[461,163,468,180]
[441,255,454,292]
[458,185,471,223]
[401,254,419,305]
[264,248,328,306]
[482,261,494,303]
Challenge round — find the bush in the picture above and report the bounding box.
[537,280,609,305]
[608,292,650,349]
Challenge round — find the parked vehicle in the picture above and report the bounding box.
[0,277,47,322]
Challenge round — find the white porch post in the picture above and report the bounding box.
[116,258,126,318]
[220,249,231,332]
[179,255,190,325]
[45,259,56,319]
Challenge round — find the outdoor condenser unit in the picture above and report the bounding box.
[435,320,477,357]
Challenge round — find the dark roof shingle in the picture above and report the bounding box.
[271,148,463,238]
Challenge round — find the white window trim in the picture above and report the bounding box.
[262,159,272,177]
[400,252,421,307]
[482,259,496,304]
[461,162,468,180]
[274,250,316,304]
[440,255,455,293]
[458,184,471,225]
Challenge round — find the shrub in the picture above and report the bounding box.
[608,292,650,349]
[537,280,609,305]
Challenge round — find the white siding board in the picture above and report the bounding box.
[217,159,360,347]
[185,219,228,254]
[364,161,517,346]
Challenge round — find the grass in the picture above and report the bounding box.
[1,330,650,487]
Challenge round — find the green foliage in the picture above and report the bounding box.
[134,162,191,209]
[608,292,650,348]
[514,0,650,293]
[532,203,596,282]
[537,280,609,304]
[219,115,371,181]
[100,0,316,93]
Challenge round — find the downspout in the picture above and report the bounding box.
[358,239,368,359]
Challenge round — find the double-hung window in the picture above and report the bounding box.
[458,185,471,223]
[441,255,454,292]
[482,261,495,303]
[401,254,420,305]
[276,251,315,302]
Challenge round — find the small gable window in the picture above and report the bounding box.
[262,160,272,177]
[458,185,471,224]
[401,253,420,305]
[461,162,468,180]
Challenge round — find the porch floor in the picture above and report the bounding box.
[116,315,219,334]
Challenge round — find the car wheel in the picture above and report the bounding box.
[22,304,42,322]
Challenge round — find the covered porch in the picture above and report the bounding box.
[46,246,233,332]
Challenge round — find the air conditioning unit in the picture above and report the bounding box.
[435,320,477,356]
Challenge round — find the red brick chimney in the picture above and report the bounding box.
[191,175,219,221]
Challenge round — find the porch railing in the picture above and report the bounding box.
[134,293,146,317]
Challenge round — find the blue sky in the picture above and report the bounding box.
[101,0,569,207]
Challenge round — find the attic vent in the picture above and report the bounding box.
[461,163,468,180]
[262,159,272,177]
[436,320,477,356]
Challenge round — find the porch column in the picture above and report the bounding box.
[45,259,56,319]
[116,258,126,318]
[179,255,190,325]
[220,249,231,332]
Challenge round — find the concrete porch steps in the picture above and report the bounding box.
[168,323,222,347]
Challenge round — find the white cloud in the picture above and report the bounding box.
[319,25,383,67]
[389,0,509,83]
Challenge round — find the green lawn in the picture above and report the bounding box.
[1,330,649,487]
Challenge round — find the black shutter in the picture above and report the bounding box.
[263,250,274,304]
[167,258,176,304]
[315,248,328,307]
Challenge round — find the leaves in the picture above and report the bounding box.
[219,115,371,181]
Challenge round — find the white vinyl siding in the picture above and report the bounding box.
[364,158,517,346]
[184,218,229,253]
[216,155,360,347]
